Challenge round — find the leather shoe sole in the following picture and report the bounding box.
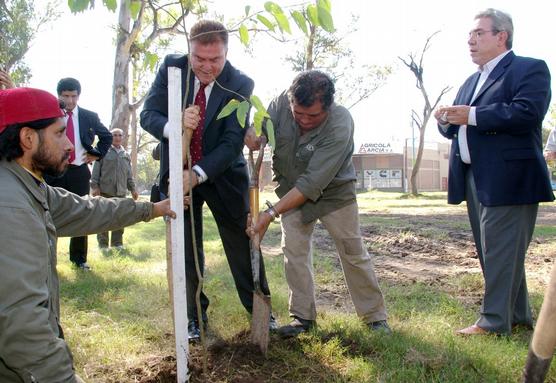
[456,324,489,336]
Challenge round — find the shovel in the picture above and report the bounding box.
[248,137,272,354]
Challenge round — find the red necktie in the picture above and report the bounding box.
[66,111,76,163]
[190,83,206,166]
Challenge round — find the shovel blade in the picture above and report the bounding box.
[250,290,271,355]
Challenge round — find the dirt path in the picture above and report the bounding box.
[312,206,556,314]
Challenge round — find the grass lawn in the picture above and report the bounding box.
[55,191,556,382]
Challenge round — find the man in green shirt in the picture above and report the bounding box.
[245,70,390,337]
[91,128,139,250]
[0,87,175,382]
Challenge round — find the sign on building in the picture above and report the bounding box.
[358,142,394,154]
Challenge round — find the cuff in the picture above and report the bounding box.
[468,106,477,126]
[192,165,208,183]
[163,122,170,139]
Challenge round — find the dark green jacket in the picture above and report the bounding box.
[0,159,153,382]
[269,91,357,223]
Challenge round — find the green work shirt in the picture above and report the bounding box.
[0,159,154,382]
[91,146,136,197]
[269,91,356,223]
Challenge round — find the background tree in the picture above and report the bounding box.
[0,0,59,85]
[399,31,451,196]
[69,0,206,143]
[284,14,391,110]
[67,0,338,172]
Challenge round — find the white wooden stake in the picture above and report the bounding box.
[168,66,189,382]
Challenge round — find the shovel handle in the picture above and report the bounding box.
[182,127,193,166]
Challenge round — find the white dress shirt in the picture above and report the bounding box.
[458,50,511,164]
[67,106,86,166]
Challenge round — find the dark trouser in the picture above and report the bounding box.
[465,167,537,334]
[46,163,91,265]
[97,193,124,247]
[184,183,270,324]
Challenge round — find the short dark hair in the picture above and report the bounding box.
[190,20,228,47]
[0,117,58,161]
[475,8,513,49]
[287,70,335,110]
[57,77,81,96]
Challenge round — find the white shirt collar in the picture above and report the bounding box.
[479,50,511,75]
[194,77,214,94]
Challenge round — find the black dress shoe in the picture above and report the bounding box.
[187,321,201,342]
[74,262,92,271]
[269,315,279,331]
[277,316,315,338]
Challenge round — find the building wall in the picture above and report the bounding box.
[352,141,450,192]
[254,141,451,193]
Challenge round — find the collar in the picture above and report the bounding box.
[194,77,215,94]
[2,159,48,208]
[479,50,511,75]
[66,105,79,119]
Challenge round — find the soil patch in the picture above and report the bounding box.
[126,207,556,382]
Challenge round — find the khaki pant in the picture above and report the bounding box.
[281,202,387,323]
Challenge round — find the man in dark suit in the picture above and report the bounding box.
[436,8,554,336]
[46,78,112,270]
[141,20,273,341]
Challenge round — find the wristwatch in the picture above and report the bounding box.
[264,200,280,221]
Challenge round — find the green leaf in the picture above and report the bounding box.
[306,4,320,27]
[256,15,275,31]
[265,1,290,34]
[253,111,265,136]
[265,119,275,149]
[216,99,240,120]
[317,0,335,32]
[68,0,93,13]
[245,5,251,16]
[236,101,250,129]
[143,51,159,72]
[239,24,250,46]
[130,0,141,20]
[273,12,291,34]
[264,1,282,13]
[317,0,332,12]
[249,95,266,113]
[291,10,308,36]
[103,0,117,12]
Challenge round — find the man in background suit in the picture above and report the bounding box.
[436,8,553,336]
[46,77,112,270]
[141,20,273,341]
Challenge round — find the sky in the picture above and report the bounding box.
[25,0,556,152]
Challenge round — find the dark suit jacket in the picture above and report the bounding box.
[438,51,554,206]
[77,106,112,159]
[140,54,253,218]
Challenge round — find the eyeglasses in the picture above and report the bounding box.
[468,29,499,39]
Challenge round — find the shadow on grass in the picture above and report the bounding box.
[59,269,169,314]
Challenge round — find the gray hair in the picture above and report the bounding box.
[475,8,513,49]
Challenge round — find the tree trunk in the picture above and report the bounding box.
[305,24,315,70]
[410,125,426,195]
[130,106,138,179]
[111,1,132,144]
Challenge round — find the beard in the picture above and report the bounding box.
[31,131,70,178]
